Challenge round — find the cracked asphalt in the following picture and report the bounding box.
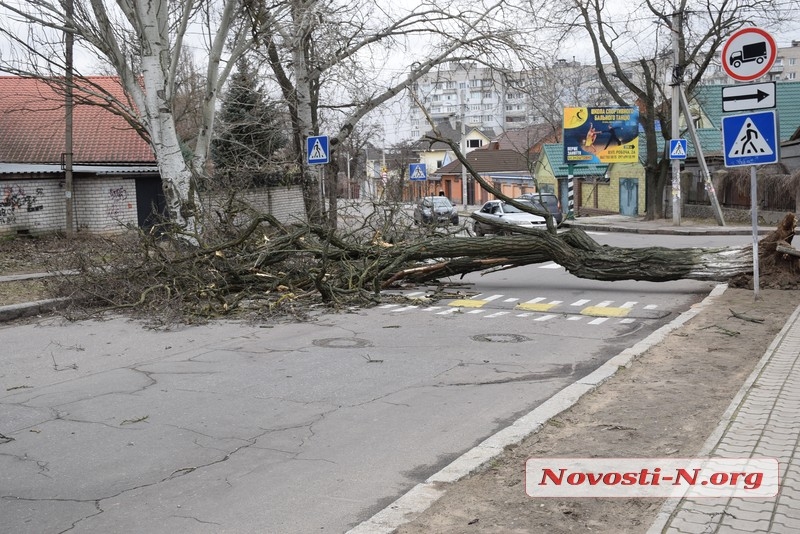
[0,297,688,533]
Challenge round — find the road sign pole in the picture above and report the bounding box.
[751,165,760,300]
[671,16,681,226]
[679,89,725,226]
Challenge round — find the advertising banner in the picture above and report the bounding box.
[563,107,640,164]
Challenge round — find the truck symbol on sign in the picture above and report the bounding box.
[729,41,767,68]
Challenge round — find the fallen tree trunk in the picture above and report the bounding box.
[57,212,798,323]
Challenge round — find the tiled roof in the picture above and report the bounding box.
[433,147,533,175]
[490,124,559,151]
[0,76,155,164]
[541,144,607,177]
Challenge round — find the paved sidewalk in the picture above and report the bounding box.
[649,303,800,534]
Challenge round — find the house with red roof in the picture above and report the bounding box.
[0,76,163,236]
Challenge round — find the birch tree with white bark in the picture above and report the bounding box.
[0,0,251,237]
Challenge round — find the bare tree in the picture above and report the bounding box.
[0,0,252,238]
[244,0,550,226]
[549,0,799,219]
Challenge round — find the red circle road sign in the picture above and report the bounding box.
[721,27,777,82]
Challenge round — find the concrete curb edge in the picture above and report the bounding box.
[346,284,730,534]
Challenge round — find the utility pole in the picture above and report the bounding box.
[460,92,467,208]
[64,0,75,238]
[670,11,682,226]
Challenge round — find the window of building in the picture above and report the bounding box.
[790,58,797,66]
[459,82,466,89]
[467,139,482,148]
[789,72,797,80]
[483,91,492,98]
[436,160,443,168]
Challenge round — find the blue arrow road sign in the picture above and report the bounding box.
[306,135,329,165]
[409,163,427,181]
[669,139,688,160]
[722,111,779,168]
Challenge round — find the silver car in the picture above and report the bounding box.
[472,200,547,236]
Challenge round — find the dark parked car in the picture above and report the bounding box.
[413,196,459,226]
[472,200,546,236]
[518,193,563,226]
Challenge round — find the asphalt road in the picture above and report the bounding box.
[0,232,735,533]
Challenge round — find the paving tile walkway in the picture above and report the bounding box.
[649,304,800,534]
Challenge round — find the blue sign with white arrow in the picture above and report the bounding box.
[409,163,427,181]
[306,135,330,165]
[722,110,779,168]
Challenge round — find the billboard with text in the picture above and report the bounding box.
[563,107,640,164]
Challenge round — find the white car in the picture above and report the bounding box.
[472,200,547,236]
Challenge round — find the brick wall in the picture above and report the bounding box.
[2,177,307,237]
[203,185,307,226]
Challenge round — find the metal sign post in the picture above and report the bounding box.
[722,110,779,300]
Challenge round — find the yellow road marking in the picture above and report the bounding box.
[515,302,559,312]
[449,299,487,308]
[580,306,631,317]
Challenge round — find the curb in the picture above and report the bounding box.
[562,222,769,236]
[0,298,71,322]
[346,284,730,534]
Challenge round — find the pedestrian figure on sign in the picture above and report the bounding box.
[604,124,621,150]
[739,120,761,154]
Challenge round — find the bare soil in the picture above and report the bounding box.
[396,287,800,534]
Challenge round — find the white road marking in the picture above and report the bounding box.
[534,314,557,322]
[391,306,418,313]
[484,312,510,318]
[620,318,636,324]
[644,304,659,309]
[503,298,520,303]
[436,308,460,315]
[621,301,637,308]
[567,316,584,321]
[588,317,609,325]
[595,301,613,307]
[571,299,591,306]
[467,309,486,314]
[483,294,504,302]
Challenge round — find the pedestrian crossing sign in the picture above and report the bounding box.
[669,139,688,160]
[409,163,427,181]
[722,111,779,168]
[306,135,329,165]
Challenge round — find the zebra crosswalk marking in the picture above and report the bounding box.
[588,317,609,325]
[516,298,561,312]
[534,314,557,322]
[581,305,631,318]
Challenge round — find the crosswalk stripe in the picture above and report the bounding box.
[571,299,591,306]
[449,299,487,308]
[595,300,613,307]
[621,301,637,308]
[467,309,486,314]
[567,316,583,321]
[516,300,559,312]
[391,306,418,313]
[484,311,510,318]
[422,306,441,311]
[581,305,631,318]
[620,318,636,324]
[534,314,557,322]
[503,298,520,303]
[644,304,659,309]
[483,294,504,302]
[588,317,609,325]
[436,308,460,315]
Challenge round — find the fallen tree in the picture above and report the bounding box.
[51,207,798,324]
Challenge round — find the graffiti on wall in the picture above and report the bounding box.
[106,186,128,219]
[0,185,44,225]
